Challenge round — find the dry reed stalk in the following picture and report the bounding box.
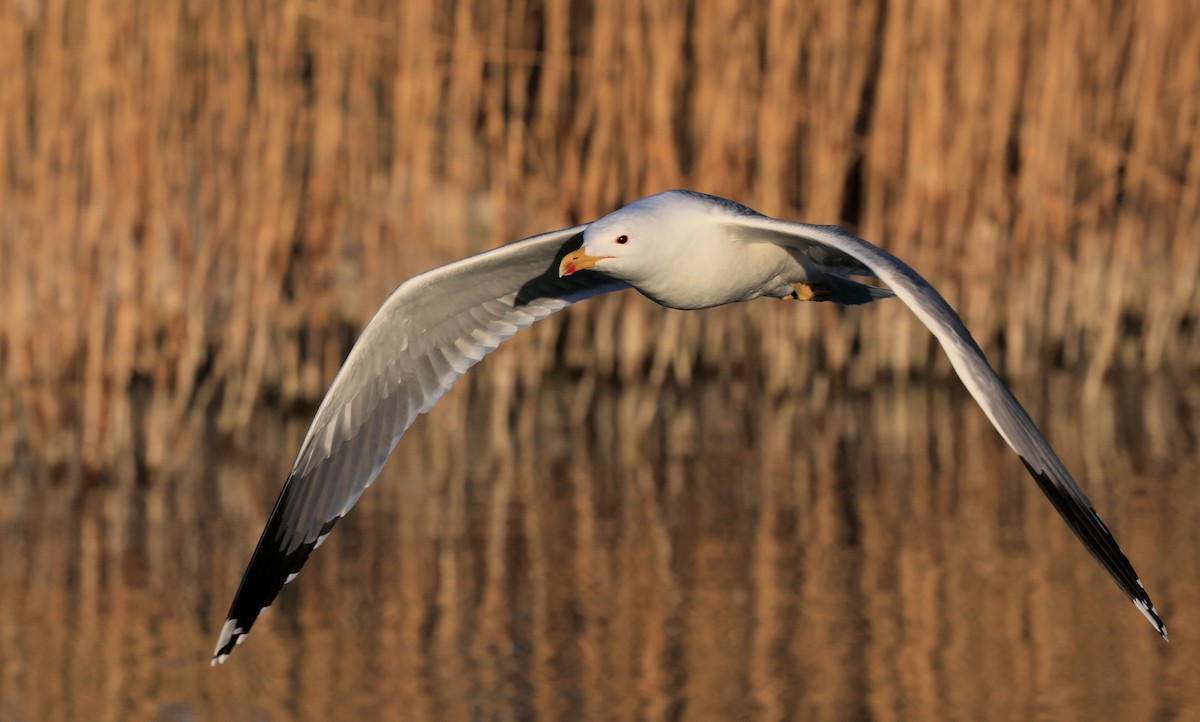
[0,0,1197,474]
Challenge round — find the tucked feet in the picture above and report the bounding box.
[790,282,832,301]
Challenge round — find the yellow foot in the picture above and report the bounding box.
[791,282,832,302]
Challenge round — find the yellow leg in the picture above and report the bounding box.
[791,282,832,302]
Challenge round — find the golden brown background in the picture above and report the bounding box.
[1,1,1198,721]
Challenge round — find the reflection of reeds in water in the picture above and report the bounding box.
[1,377,1195,720]
[2,0,1198,472]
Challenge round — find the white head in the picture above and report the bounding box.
[558,190,737,284]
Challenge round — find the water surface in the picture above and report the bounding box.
[2,373,1197,721]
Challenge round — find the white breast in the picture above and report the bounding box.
[636,233,806,310]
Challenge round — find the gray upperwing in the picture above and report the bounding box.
[213,224,628,663]
[732,214,1167,639]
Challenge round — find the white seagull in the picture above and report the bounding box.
[212,190,1166,664]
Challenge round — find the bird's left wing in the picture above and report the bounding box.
[213,224,627,664]
[730,214,1167,639]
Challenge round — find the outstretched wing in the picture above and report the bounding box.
[733,215,1167,639]
[212,225,628,663]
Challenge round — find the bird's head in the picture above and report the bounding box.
[558,216,643,281]
[558,191,703,283]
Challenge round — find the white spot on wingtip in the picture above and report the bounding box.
[214,620,236,647]
[1133,599,1168,641]
[212,619,241,665]
[314,532,331,549]
[286,572,299,584]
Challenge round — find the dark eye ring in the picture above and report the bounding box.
[616,234,629,244]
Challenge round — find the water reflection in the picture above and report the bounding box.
[2,373,1196,721]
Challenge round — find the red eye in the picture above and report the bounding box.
[616,234,629,244]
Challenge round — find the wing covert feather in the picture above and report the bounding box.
[213,225,627,663]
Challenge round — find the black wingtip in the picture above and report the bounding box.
[211,618,245,665]
[212,477,339,665]
[1018,457,1166,639]
[1139,599,1169,642]
[1128,580,1169,641]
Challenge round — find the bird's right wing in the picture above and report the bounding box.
[213,224,627,663]
[732,214,1167,640]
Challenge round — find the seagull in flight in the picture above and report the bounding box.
[212,190,1166,664]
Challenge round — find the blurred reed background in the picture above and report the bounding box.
[2,0,1199,474]
[4,3,1200,721]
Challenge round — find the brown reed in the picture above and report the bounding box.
[1,0,1198,472]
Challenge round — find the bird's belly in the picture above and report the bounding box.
[636,285,762,310]
[638,245,810,310]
